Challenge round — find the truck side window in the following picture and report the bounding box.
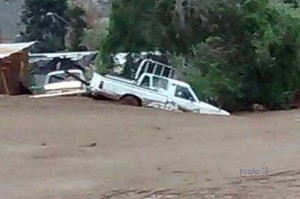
[175,85,195,102]
[140,76,150,87]
[153,76,168,90]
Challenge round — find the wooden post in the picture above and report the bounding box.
[1,67,10,95]
[0,59,11,95]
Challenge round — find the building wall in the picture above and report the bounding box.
[0,60,5,94]
[0,49,29,95]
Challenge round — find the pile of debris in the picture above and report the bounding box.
[0,41,35,95]
[27,51,98,94]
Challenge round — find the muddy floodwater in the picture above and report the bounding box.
[0,96,299,198]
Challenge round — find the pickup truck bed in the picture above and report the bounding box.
[91,73,168,104]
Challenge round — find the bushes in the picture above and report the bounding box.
[102,0,300,111]
[171,1,300,110]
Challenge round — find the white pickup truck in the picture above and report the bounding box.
[89,72,230,116]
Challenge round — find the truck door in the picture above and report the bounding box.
[170,85,200,112]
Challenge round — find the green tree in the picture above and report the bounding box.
[283,0,299,7]
[67,6,87,51]
[81,18,109,51]
[20,0,87,52]
[102,0,300,111]
[101,0,156,58]
[21,0,68,52]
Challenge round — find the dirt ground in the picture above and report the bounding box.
[0,96,300,199]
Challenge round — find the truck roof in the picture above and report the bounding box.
[145,73,191,88]
[46,69,83,76]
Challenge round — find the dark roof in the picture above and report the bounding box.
[31,57,84,74]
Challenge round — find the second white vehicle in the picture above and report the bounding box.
[31,69,88,98]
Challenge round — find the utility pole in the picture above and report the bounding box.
[46,12,73,49]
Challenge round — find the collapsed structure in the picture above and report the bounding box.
[0,41,35,95]
[28,51,98,91]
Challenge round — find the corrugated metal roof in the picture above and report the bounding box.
[0,41,36,59]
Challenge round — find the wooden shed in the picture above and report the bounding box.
[0,42,35,95]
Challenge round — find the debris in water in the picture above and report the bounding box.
[40,142,47,146]
[80,142,97,148]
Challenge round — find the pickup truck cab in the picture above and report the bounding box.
[90,72,230,116]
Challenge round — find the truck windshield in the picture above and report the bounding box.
[48,73,80,84]
[175,85,196,102]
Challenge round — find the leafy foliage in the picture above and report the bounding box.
[67,5,87,51]
[81,18,109,50]
[21,0,68,52]
[102,0,300,110]
[20,0,87,52]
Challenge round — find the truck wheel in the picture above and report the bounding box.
[120,96,141,106]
